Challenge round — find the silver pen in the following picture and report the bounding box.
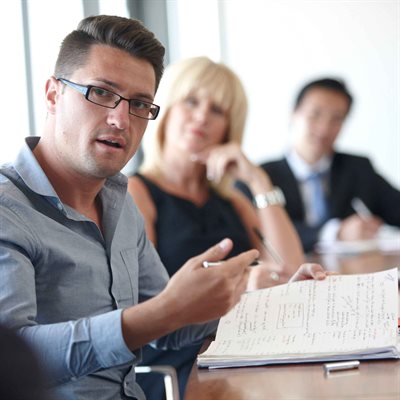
[323,360,360,372]
[253,227,284,266]
[253,228,283,281]
[202,259,260,268]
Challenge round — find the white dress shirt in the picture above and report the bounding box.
[286,149,341,243]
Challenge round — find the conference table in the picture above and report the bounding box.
[185,251,400,400]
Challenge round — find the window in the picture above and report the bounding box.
[0,0,128,164]
[0,1,28,163]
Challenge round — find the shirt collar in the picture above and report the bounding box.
[286,148,332,181]
[14,137,59,198]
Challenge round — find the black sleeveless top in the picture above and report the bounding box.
[135,173,252,276]
[135,173,253,399]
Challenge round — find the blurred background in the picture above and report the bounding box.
[2,0,398,187]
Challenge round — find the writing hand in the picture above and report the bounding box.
[338,214,383,241]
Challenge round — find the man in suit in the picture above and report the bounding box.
[259,78,400,252]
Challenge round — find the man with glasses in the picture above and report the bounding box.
[0,15,327,400]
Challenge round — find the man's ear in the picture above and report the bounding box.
[45,76,60,115]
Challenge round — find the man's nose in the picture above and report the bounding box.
[107,99,130,129]
[314,116,333,134]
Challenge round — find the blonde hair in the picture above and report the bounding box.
[140,56,248,195]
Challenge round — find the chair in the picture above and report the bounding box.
[135,365,180,400]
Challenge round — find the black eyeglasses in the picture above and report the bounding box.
[57,78,160,120]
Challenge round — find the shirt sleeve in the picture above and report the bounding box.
[19,310,135,385]
[152,320,219,350]
[0,196,135,385]
[318,218,341,243]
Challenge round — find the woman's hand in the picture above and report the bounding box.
[246,261,334,291]
[194,142,268,186]
[289,263,336,283]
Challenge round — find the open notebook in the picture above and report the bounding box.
[197,268,399,369]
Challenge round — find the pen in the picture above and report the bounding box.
[252,228,283,282]
[253,227,284,266]
[323,360,360,373]
[202,259,260,268]
[351,197,373,221]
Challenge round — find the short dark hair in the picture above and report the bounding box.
[294,78,353,113]
[54,15,165,90]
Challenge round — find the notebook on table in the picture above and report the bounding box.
[197,268,399,369]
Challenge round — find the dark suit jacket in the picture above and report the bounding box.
[239,152,400,252]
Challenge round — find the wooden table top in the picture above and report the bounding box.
[185,251,400,400]
[186,358,400,400]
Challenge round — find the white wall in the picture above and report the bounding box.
[3,0,398,189]
[0,1,28,163]
[28,0,129,139]
[225,0,400,188]
[0,0,129,165]
[169,0,399,188]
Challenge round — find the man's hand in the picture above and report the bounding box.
[163,239,259,325]
[338,214,382,241]
[122,239,259,350]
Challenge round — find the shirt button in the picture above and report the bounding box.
[57,202,63,210]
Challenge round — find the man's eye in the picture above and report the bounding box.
[131,100,150,109]
[92,87,113,98]
[331,115,345,124]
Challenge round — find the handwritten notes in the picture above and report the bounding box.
[198,268,399,368]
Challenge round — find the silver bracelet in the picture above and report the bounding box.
[253,187,286,209]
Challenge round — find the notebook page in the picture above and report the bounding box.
[206,268,398,357]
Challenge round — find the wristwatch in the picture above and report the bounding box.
[253,187,286,209]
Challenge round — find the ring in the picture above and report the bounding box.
[269,271,280,281]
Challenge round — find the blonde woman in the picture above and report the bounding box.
[127,56,306,399]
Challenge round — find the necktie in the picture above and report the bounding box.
[307,171,328,225]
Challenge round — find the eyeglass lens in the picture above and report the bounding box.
[87,87,158,119]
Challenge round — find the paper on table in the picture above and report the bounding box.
[197,268,399,368]
[315,225,400,255]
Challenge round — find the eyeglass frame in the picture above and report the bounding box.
[56,78,160,120]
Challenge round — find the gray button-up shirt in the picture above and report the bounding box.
[0,137,217,399]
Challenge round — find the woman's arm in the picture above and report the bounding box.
[231,181,304,271]
[198,142,304,276]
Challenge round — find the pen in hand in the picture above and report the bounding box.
[202,259,260,268]
[351,197,373,221]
